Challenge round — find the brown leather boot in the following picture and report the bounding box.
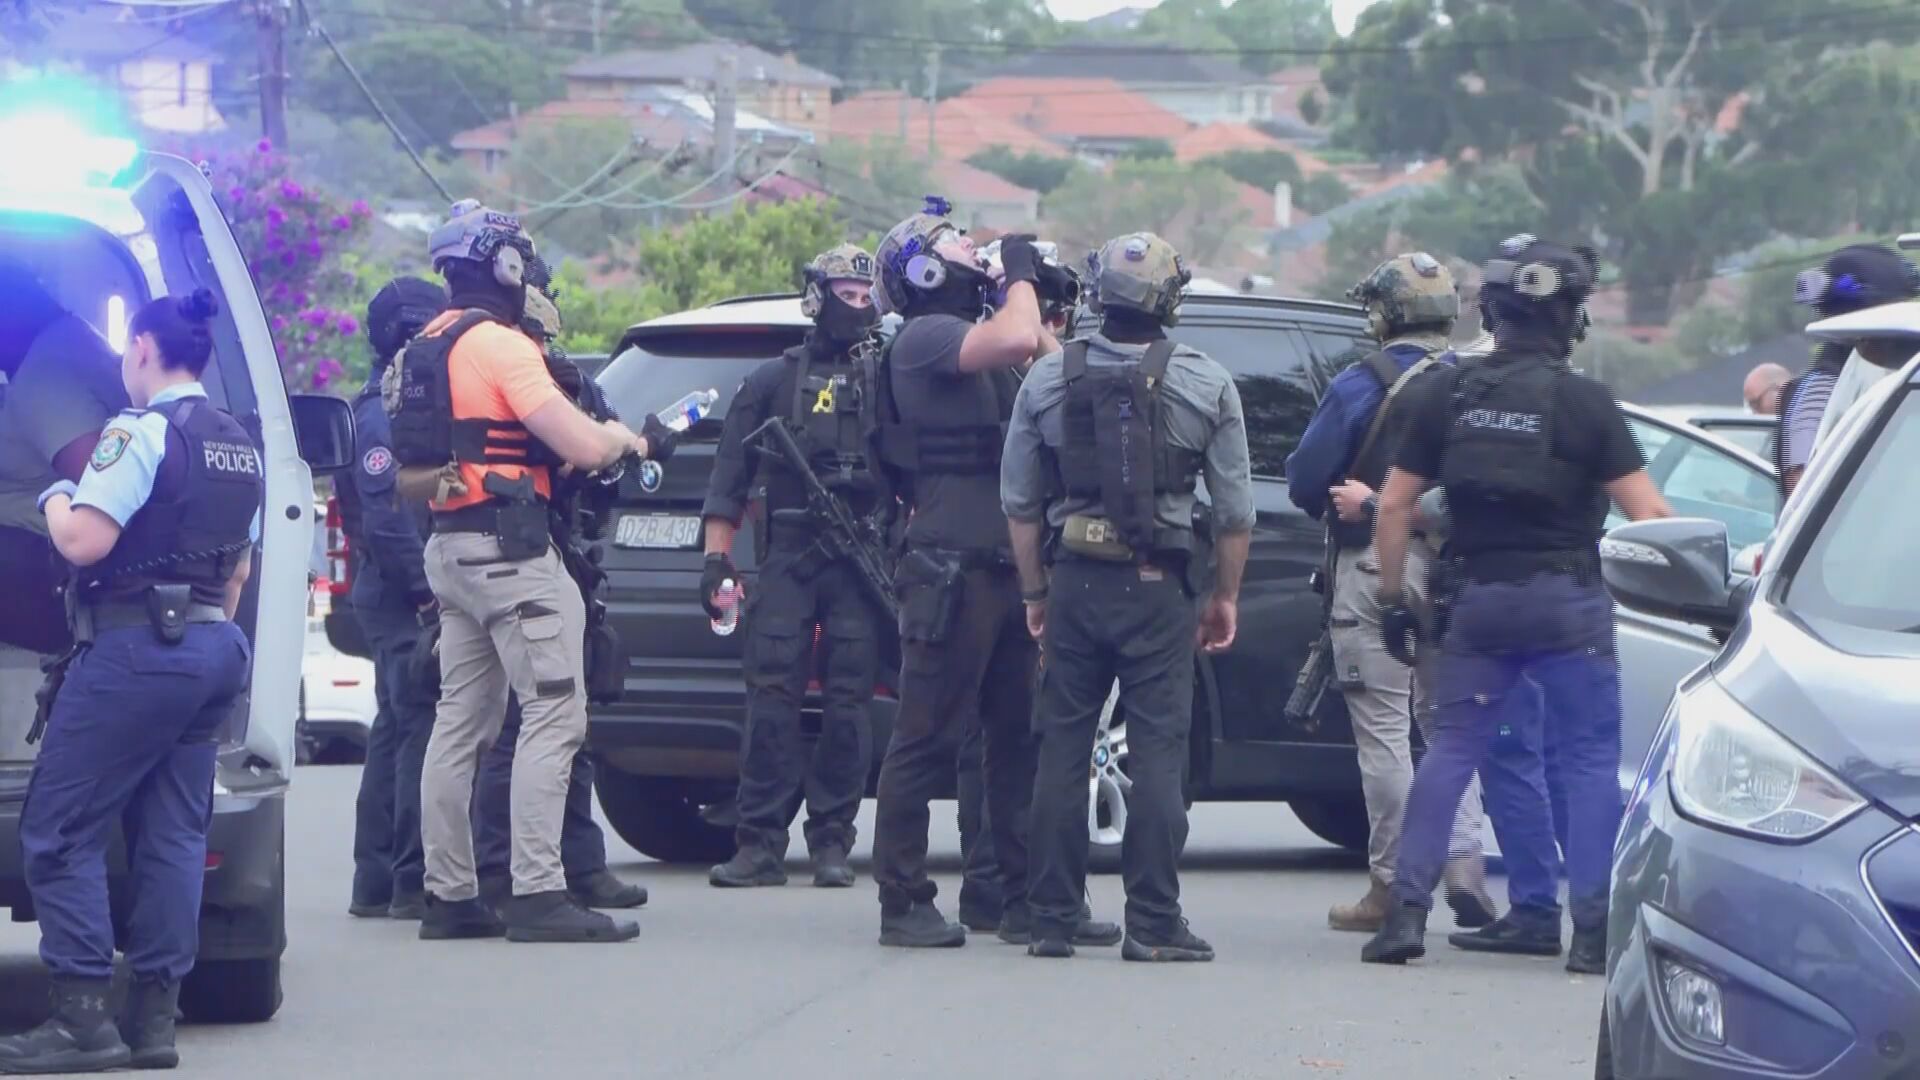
[1444,855,1499,929]
[1328,877,1392,932]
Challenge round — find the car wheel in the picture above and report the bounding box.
[1595,1007,1615,1079]
[1088,683,1131,875]
[1290,795,1371,852]
[594,767,737,864]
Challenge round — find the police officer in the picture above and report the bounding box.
[395,201,658,944]
[1285,253,1496,934]
[699,245,883,889]
[1003,232,1253,961]
[1774,244,1912,495]
[471,286,647,913]
[866,201,1120,948]
[1361,236,1673,973]
[343,276,445,922]
[1,291,261,1073]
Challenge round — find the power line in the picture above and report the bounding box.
[300,2,453,201]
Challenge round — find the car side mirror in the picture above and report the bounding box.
[290,394,355,475]
[1601,518,1740,634]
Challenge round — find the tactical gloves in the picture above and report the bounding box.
[1380,594,1421,668]
[998,234,1042,287]
[641,413,679,464]
[700,553,737,620]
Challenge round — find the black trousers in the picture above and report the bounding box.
[872,565,1037,916]
[350,598,434,905]
[473,693,607,883]
[734,550,879,857]
[1029,559,1196,940]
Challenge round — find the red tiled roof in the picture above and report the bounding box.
[830,91,1069,162]
[955,77,1191,141]
[1232,181,1277,230]
[1175,122,1289,163]
[943,160,1038,205]
[450,100,693,153]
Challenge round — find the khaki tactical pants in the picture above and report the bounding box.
[1329,537,1485,885]
[420,533,587,900]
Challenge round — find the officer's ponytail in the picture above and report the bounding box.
[129,289,220,377]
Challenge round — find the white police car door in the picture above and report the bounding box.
[129,154,311,788]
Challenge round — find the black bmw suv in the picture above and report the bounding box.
[584,291,1380,863]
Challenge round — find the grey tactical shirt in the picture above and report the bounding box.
[1002,331,1256,535]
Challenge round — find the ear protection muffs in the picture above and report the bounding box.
[492,242,525,289]
[801,278,825,319]
[902,253,947,291]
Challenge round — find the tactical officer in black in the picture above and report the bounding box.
[1362,236,1673,972]
[865,202,1121,949]
[700,245,884,889]
[342,276,445,922]
[1004,233,1255,961]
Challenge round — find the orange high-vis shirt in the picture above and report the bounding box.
[421,309,564,511]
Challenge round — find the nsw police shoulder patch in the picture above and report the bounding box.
[362,446,394,476]
[90,429,133,472]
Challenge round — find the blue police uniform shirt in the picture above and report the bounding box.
[348,383,430,606]
[71,383,263,544]
[1285,342,1455,520]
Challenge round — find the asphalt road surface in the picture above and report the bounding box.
[1,766,1604,1078]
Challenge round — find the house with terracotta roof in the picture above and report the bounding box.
[952,77,1192,161]
[1173,122,1290,164]
[829,90,1070,164]
[565,41,839,141]
[20,4,225,135]
[449,88,811,179]
[974,47,1276,127]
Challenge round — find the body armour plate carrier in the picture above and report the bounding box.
[869,329,1009,501]
[84,398,262,609]
[779,344,874,495]
[1439,357,1579,513]
[1054,339,1201,554]
[386,310,560,471]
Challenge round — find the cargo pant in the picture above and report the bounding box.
[1328,537,1484,886]
[420,533,587,900]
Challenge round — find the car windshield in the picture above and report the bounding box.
[1785,388,1920,633]
[1699,420,1773,460]
[596,325,805,431]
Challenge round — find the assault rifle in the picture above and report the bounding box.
[1284,526,1338,728]
[747,416,899,626]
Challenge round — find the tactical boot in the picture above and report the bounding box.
[708,847,787,888]
[1027,935,1075,959]
[1444,856,1499,930]
[504,891,639,943]
[1360,901,1429,965]
[957,890,1005,933]
[1328,877,1392,933]
[387,890,429,921]
[1448,906,1562,957]
[118,979,180,1071]
[347,898,390,919]
[810,846,855,889]
[0,976,131,1074]
[1567,925,1607,975]
[878,902,967,948]
[568,871,648,909]
[418,895,507,941]
[1122,919,1215,963]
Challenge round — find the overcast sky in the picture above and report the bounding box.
[1043,0,1380,35]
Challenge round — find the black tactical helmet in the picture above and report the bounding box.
[1480,234,1599,306]
[1795,244,1920,318]
[366,276,447,362]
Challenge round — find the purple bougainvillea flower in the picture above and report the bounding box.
[257,139,272,154]
[351,199,371,216]
[305,239,323,258]
[332,215,353,231]
[294,292,309,307]
[280,179,303,201]
[265,234,284,251]
[270,315,289,332]
[303,331,319,345]
[337,315,359,336]
[280,252,296,266]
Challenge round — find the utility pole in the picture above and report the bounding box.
[897,80,909,143]
[256,0,290,149]
[713,49,737,177]
[590,0,603,55]
[924,46,940,158]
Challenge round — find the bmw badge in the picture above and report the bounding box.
[638,459,665,494]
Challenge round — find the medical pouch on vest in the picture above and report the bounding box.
[1056,339,1195,557]
[1439,360,1574,512]
[86,399,262,609]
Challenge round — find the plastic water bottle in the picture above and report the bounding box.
[710,579,741,637]
[659,388,719,433]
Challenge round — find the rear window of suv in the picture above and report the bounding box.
[1172,318,1370,476]
[1784,389,1920,635]
[597,326,806,430]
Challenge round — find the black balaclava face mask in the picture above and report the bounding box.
[1101,307,1166,343]
[814,288,879,351]
[906,255,994,322]
[444,259,527,325]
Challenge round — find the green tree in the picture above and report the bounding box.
[548,263,671,357]
[301,26,563,150]
[1136,0,1240,51]
[633,198,847,312]
[1045,159,1250,266]
[1322,0,1920,324]
[1294,171,1354,216]
[1314,167,1541,299]
[1219,0,1338,75]
[1202,149,1305,195]
[1121,138,1177,162]
[965,146,1079,195]
[815,138,933,233]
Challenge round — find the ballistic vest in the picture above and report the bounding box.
[759,342,877,518]
[1052,339,1201,554]
[85,397,262,609]
[387,310,560,472]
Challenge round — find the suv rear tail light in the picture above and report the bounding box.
[325,496,350,598]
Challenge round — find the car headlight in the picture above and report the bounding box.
[1669,679,1867,842]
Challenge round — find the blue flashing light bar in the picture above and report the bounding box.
[0,73,141,193]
